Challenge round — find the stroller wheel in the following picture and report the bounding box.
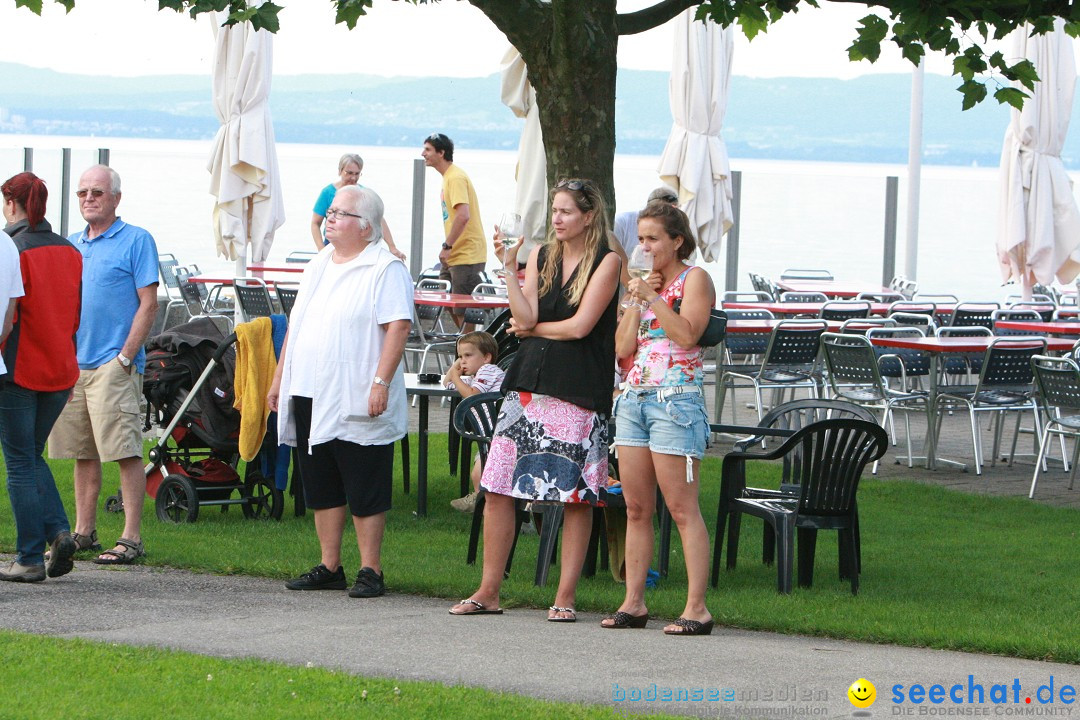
[104,495,124,513]
[155,474,200,524]
[242,471,283,521]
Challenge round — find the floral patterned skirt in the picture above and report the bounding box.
[480,391,608,505]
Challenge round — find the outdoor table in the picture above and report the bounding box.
[868,334,1074,470]
[404,373,458,518]
[722,300,893,317]
[413,291,509,311]
[188,272,297,287]
[775,279,892,299]
[995,320,1080,336]
[248,262,304,273]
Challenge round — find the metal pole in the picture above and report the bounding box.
[60,148,72,238]
[410,157,425,279]
[22,148,32,172]
[883,176,898,286]
[725,170,742,292]
[97,148,110,166]
[905,60,924,281]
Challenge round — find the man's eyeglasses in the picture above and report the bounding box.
[75,189,107,199]
[555,179,587,192]
[325,209,363,221]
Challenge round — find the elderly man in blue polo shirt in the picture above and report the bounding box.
[48,165,159,565]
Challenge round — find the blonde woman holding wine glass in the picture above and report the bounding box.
[603,202,716,636]
[450,178,620,622]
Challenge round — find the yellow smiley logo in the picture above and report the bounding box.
[848,678,876,709]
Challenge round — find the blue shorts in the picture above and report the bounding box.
[614,387,709,459]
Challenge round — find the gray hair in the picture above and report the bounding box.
[338,153,363,173]
[648,185,678,204]
[83,164,121,194]
[337,185,383,242]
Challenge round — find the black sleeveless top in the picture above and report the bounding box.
[501,244,618,414]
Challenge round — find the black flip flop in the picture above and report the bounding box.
[664,617,714,636]
[547,605,576,623]
[449,599,503,615]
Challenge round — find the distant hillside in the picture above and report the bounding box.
[0,61,1061,167]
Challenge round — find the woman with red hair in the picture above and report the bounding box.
[0,172,83,583]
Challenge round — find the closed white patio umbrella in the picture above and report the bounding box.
[996,20,1080,299]
[658,9,734,263]
[500,47,547,254]
[207,14,284,267]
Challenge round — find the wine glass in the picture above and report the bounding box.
[495,212,524,279]
[622,244,653,309]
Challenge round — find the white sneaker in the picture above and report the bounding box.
[450,492,479,514]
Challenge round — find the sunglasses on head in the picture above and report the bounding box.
[555,179,588,192]
[426,133,447,144]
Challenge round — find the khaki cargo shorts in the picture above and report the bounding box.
[48,360,144,463]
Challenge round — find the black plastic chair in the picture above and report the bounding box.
[779,291,828,303]
[719,418,888,594]
[1030,355,1080,498]
[711,398,877,589]
[450,393,513,569]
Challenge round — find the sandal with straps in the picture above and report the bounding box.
[46,529,100,562]
[93,538,145,566]
[547,605,576,623]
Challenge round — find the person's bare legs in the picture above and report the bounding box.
[449,492,515,613]
[548,503,593,619]
[601,445,655,625]
[73,459,102,538]
[653,452,712,630]
[314,505,347,570]
[353,511,386,574]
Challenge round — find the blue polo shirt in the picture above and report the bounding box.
[69,218,158,373]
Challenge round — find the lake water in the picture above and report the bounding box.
[1,133,1068,302]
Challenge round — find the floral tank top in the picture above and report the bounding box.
[625,265,705,387]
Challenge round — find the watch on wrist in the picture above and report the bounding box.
[372,376,390,388]
[117,353,132,368]
[441,242,452,251]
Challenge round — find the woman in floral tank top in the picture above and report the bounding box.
[603,202,717,636]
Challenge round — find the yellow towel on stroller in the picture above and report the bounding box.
[233,317,277,461]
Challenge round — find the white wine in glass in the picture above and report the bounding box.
[495,212,524,279]
[622,244,653,309]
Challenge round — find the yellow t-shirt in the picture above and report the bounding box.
[441,163,487,266]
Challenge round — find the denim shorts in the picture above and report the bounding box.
[614,386,710,459]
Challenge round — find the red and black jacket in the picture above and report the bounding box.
[2,219,82,392]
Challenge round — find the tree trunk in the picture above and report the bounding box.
[472,0,620,215]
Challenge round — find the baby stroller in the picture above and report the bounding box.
[134,316,283,523]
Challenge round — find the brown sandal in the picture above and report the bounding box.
[93,538,145,565]
[72,530,102,552]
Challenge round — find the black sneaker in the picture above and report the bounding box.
[348,567,385,598]
[285,564,347,591]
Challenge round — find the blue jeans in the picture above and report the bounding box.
[0,383,71,565]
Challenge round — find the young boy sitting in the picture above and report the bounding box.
[443,331,505,513]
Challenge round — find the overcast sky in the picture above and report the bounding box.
[0,0,974,79]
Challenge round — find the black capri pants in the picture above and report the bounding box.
[292,396,394,517]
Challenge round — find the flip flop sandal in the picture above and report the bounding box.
[448,599,503,616]
[601,611,649,629]
[547,605,577,623]
[93,538,145,566]
[664,617,714,636]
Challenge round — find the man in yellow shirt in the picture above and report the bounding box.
[422,133,488,330]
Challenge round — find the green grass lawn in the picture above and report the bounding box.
[0,631,666,720]
[1,433,1078,664]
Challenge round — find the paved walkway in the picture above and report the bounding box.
[2,561,1077,718]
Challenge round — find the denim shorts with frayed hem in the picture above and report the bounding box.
[613,386,709,459]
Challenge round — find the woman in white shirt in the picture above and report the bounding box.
[269,185,413,600]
